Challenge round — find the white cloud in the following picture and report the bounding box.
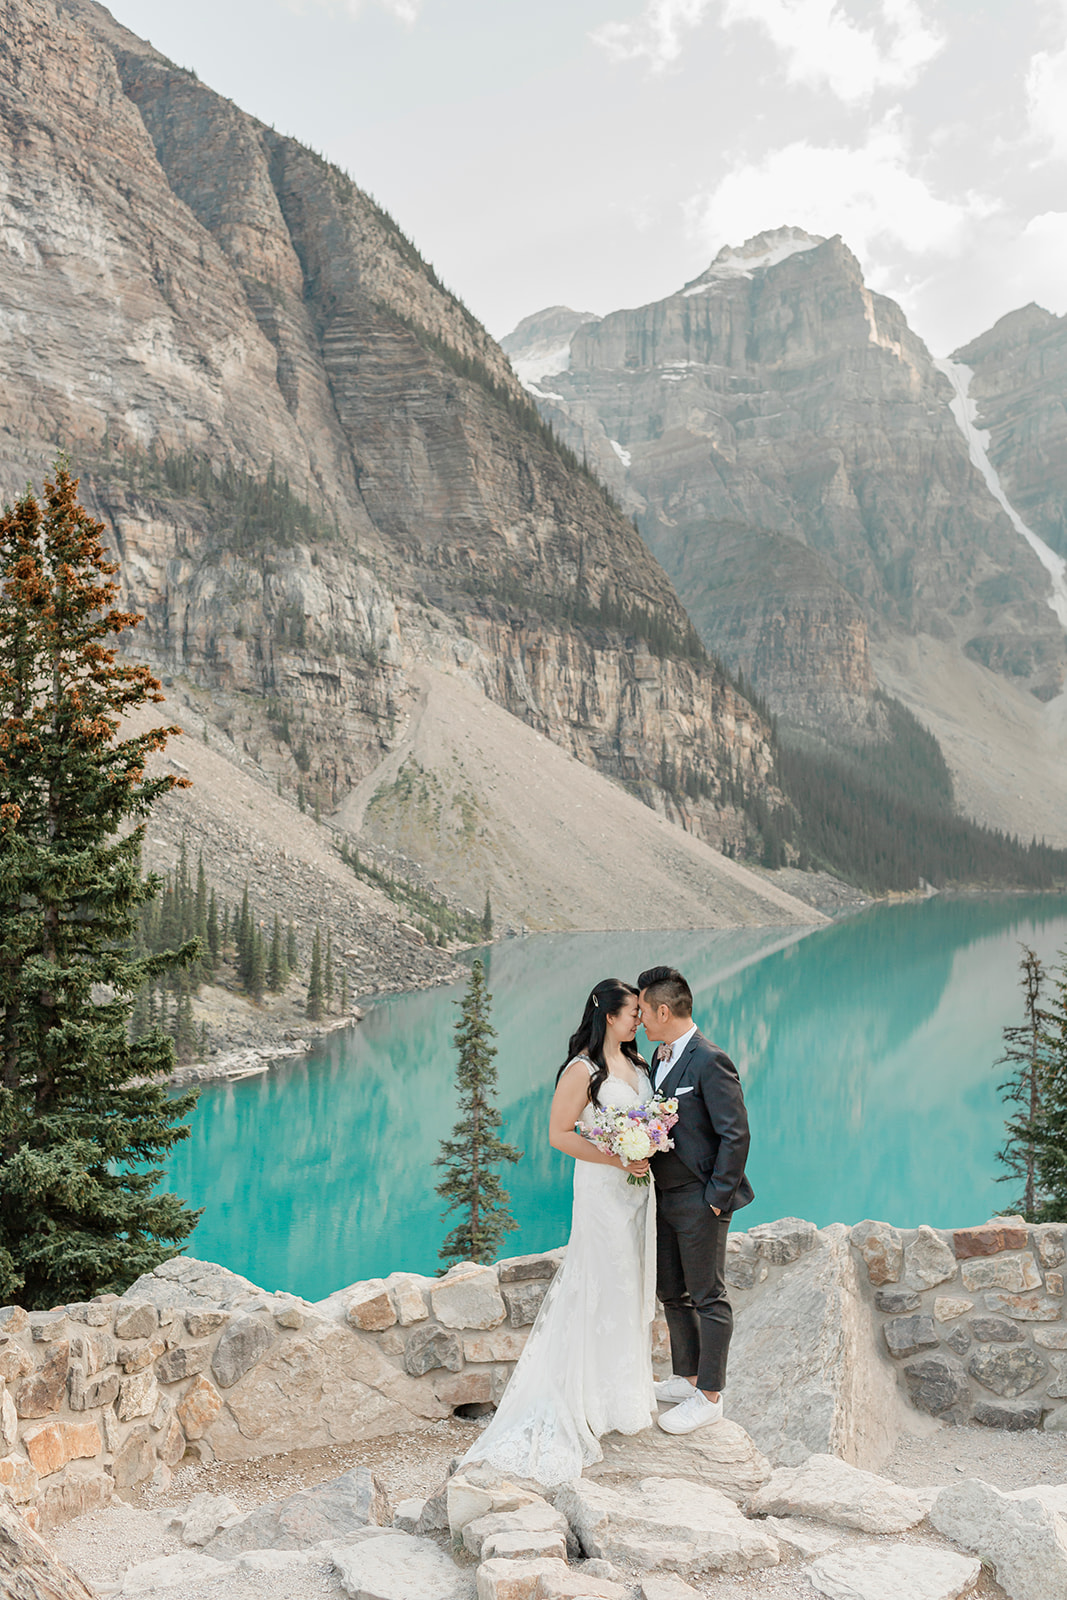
[685,117,994,265]
[1026,12,1067,160]
[593,0,943,103]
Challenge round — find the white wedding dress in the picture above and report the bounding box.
[459,1058,657,1486]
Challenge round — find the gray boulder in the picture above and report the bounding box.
[553,1474,779,1575]
[203,1467,390,1556]
[587,1418,770,1501]
[931,1477,1067,1600]
[807,1542,981,1600]
[746,1454,926,1533]
[331,1531,472,1600]
[903,1226,957,1291]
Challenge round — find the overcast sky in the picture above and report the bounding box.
[106,0,1067,355]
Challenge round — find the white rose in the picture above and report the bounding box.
[617,1127,653,1162]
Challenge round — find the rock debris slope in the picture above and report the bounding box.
[0,0,790,907]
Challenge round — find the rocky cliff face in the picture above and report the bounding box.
[0,0,782,857]
[505,229,1064,734]
[955,304,1067,560]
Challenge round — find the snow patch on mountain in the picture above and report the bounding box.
[682,226,824,296]
[609,439,631,467]
[936,357,1067,629]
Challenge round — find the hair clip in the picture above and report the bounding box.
[591,994,599,1008]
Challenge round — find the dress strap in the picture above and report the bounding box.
[569,1054,596,1077]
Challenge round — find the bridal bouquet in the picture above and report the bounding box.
[579,1096,680,1186]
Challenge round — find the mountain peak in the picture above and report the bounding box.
[499,305,600,389]
[681,226,825,296]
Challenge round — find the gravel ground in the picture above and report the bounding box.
[48,1416,1058,1600]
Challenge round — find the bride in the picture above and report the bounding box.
[459,978,656,1486]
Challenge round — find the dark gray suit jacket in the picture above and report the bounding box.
[650,1028,755,1216]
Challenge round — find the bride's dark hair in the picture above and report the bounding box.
[556,978,645,1107]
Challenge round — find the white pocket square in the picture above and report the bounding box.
[674,1086,695,1096]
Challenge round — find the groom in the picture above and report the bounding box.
[637,965,754,1435]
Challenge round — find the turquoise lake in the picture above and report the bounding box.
[164,895,1067,1301]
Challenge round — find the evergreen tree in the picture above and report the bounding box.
[0,465,200,1307]
[248,926,267,1003]
[237,884,253,991]
[435,960,521,1266]
[314,792,321,825]
[267,914,287,993]
[174,989,197,1065]
[194,853,208,949]
[207,890,220,965]
[286,919,299,972]
[995,947,1051,1219]
[1030,959,1067,1221]
[324,929,334,1009]
[340,968,349,1014]
[306,927,324,1021]
[481,891,493,941]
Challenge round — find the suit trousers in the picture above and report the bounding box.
[655,1181,732,1393]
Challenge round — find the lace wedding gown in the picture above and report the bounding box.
[459,1059,657,1486]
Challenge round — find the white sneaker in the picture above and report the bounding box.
[656,1390,723,1434]
[654,1375,697,1403]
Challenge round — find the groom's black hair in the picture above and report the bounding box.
[637,966,693,1018]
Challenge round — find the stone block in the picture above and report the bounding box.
[23,1419,101,1478]
[118,1551,228,1594]
[969,1316,1024,1343]
[331,1528,472,1598]
[39,1470,113,1526]
[66,1301,114,1327]
[14,1342,69,1418]
[972,1400,1044,1429]
[0,1452,39,1502]
[502,1282,549,1327]
[447,1467,545,1536]
[761,1517,841,1558]
[933,1297,973,1322]
[723,1248,768,1291]
[175,1374,224,1439]
[476,1557,615,1600]
[168,1491,243,1546]
[807,1542,981,1600]
[1047,1354,1067,1398]
[984,1291,1062,1320]
[112,1427,155,1490]
[748,1217,818,1264]
[932,1476,1067,1600]
[347,1279,398,1332]
[184,1309,229,1337]
[1049,1271,1064,1295]
[433,1369,492,1407]
[0,1346,32,1381]
[945,1325,971,1355]
[1034,1327,1067,1348]
[117,1336,167,1374]
[157,1415,186,1467]
[29,1313,67,1343]
[589,1418,770,1501]
[555,1475,778,1574]
[463,1500,570,1559]
[113,1304,158,1341]
[961,1253,1042,1292]
[404,1323,463,1376]
[1043,1404,1067,1430]
[0,1387,13,1454]
[205,1466,390,1556]
[968,1344,1046,1397]
[850,1220,903,1285]
[883,1315,939,1359]
[903,1226,957,1290]
[496,1251,562,1284]
[155,1344,210,1384]
[116,1370,158,1421]
[272,1297,304,1329]
[392,1496,425,1533]
[0,1307,27,1335]
[483,1530,567,1561]
[1034,1225,1067,1268]
[385,1272,431,1325]
[874,1289,920,1313]
[464,1329,528,1363]
[211,1313,274,1388]
[69,1329,113,1376]
[747,1454,926,1533]
[902,1354,971,1417]
[67,1370,119,1413]
[953,1222,1029,1258]
[431,1264,506,1330]
[638,1578,701,1600]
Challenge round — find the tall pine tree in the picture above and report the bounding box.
[1030,959,1067,1221]
[435,960,520,1266]
[0,465,200,1307]
[995,946,1051,1219]
[306,927,324,1021]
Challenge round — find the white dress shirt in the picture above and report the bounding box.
[654,1022,698,1090]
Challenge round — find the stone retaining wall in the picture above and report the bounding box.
[2,1214,1062,1530]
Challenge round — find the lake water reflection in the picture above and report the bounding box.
[164,895,1067,1300]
